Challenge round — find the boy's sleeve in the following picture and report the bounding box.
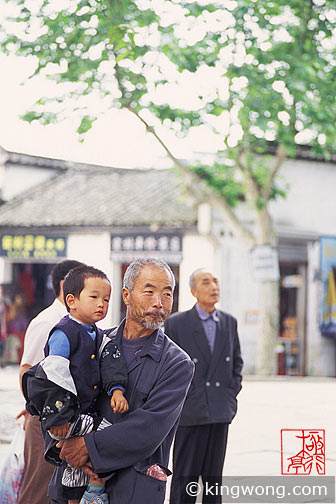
[22,358,80,431]
[100,340,128,394]
[47,329,70,358]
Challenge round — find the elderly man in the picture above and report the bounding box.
[47,258,194,504]
[165,268,243,504]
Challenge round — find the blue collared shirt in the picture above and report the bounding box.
[195,303,219,353]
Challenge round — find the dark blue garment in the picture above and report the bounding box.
[44,315,103,413]
[165,304,243,426]
[121,332,152,367]
[48,320,194,504]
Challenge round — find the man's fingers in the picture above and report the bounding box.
[82,463,97,478]
[56,440,64,449]
[15,409,27,420]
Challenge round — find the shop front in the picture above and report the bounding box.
[110,231,183,321]
[276,237,308,376]
[0,231,68,363]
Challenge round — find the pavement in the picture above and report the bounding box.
[1,366,335,500]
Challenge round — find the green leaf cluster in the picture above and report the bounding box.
[1,0,335,211]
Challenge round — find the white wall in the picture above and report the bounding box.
[67,232,114,328]
[219,236,260,374]
[270,158,336,236]
[179,233,217,311]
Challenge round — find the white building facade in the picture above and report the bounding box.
[0,147,335,376]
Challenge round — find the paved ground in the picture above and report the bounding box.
[1,366,335,500]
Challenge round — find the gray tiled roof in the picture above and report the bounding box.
[0,166,196,229]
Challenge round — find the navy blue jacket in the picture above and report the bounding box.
[45,316,103,412]
[48,320,194,504]
[164,305,243,426]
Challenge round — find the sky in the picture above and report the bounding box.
[0,51,174,168]
[0,50,226,169]
[2,2,334,169]
[0,0,230,169]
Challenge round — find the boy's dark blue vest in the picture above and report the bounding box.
[44,315,103,413]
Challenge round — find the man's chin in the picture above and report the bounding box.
[142,320,163,330]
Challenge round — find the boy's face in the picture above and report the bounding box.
[67,276,111,326]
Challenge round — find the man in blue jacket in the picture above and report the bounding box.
[48,258,194,504]
[165,268,243,504]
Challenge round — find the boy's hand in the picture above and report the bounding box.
[110,389,129,413]
[49,422,69,439]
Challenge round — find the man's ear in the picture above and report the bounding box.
[122,287,130,306]
[65,293,76,309]
[190,288,197,299]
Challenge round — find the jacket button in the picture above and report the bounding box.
[215,381,220,387]
[91,354,95,359]
[206,381,210,387]
[226,356,230,362]
[93,385,98,390]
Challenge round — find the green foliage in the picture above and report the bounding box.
[1,0,335,211]
[77,115,96,135]
[190,163,245,206]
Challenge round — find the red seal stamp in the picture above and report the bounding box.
[281,429,325,475]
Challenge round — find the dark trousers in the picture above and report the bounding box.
[169,423,229,504]
[18,415,54,504]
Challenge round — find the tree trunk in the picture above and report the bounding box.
[254,206,280,375]
[255,280,279,375]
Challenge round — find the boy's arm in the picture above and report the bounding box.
[100,340,128,394]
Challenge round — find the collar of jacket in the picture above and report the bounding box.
[107,319,165,363]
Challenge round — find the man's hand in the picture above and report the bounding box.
[111,389,129,414]
[56,436,89,469]
[16,409,29,430]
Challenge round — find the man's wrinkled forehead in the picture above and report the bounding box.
[136,264,175,287]
[195,271,218,284]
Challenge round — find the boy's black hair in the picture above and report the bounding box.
[63,265,110,312]
[51,259,84,297]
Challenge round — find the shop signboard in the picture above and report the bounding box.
[111,232,182,264]
[249,245,280,282]
[0,233,67,259]
[320,236,336,336]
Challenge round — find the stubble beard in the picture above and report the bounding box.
[128,303,166,331]
[142,319,163,330]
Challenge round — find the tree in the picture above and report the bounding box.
[1,0,335,373]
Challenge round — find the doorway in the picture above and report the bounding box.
[277,263,307,376]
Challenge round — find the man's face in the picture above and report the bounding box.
[123,265,174,330]
[191,270,220,311]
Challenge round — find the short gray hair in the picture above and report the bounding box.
[123,258,176,292]
[189,268,205,289]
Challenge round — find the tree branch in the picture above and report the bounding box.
[236,147,261,204]
[263,143,286,201]
[127,106,256,246]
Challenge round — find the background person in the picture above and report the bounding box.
[47,258,195,504]
[7,292,29,363]
[17,259,83,504]
[165,268,243,504]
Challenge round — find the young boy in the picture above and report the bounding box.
[23,265,128,504]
